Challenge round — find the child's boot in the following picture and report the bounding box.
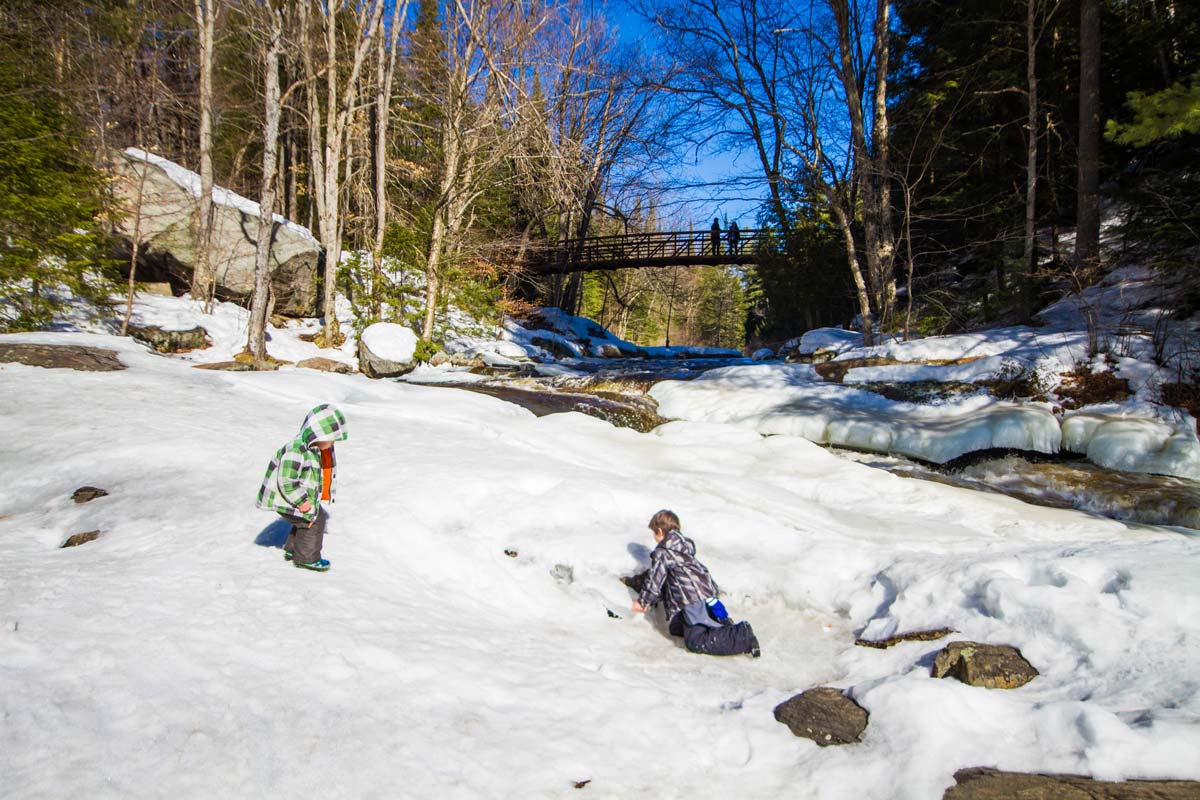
[294,559,331,572]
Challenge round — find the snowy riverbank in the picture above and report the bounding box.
[2,327,1199,798]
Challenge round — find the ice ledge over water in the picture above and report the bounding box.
[650,365,1200,479]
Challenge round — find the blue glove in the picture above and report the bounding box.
[706,597,729,621]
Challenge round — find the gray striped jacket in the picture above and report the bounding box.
[638,530,719,620]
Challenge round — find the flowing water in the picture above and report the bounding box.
[417,357,1200,532]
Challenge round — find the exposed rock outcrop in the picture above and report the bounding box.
[296,357,353,374]
[126,323,211,353]
[855,628,955,649]
[773,687,869,746]
[944,767,1200,799]
[112,148,320,316]
[0,344,125,372]
[62,530,100,548]
[71,487,109,504]
[932,642,1039,689]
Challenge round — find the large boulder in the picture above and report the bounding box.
[358,323,418,378]
[112,148,321,316]
[932,641,1039,689]
[773,687,869,746]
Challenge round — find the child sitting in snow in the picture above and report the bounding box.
[631,509,760,657]
[256,404,348,572]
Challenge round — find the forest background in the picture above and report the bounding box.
[1,0,1197,360]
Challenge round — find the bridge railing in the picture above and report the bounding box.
[527,229,771,274]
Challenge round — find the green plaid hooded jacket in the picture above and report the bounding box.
[256,404,348,521]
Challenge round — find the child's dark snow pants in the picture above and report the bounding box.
[669,611,759,656]
[282,507,327,563]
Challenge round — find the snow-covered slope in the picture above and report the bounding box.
[2,330,1198,798]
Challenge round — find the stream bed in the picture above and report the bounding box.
[413,358,1200,532]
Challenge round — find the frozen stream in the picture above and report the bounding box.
[421,357,1200,532]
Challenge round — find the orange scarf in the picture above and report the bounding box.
[320,448,334,501]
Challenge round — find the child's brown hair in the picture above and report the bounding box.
[648,509,681,534]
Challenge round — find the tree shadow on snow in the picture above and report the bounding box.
[254,518,291,549]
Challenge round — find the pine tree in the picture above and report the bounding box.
[0,3,117,331]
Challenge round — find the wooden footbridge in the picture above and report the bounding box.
[524,229,769,275]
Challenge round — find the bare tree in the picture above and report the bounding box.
[1076,0,1101,278]
[190,0,219,306]
[246,0,284,366]
[1018,0,1063,321]
[301,0,385,346]
[370,0,411,318]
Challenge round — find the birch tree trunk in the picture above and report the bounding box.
[247,3,283,367]
[371,0,408,318]
[190,0,218,307]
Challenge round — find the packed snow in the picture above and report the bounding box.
[2,296,1199,798]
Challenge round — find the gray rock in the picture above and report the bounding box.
[0,344,125,372]
[429,350,450,367]
[193,360,257,372]
[932,641,1039,689]
[141,282,174,296]
[529,333,579,360]
[296,357,352,374]
[72,487,109,504]
[126,323,210,353]
[943,767,1200,799]
[62,530,100,548]
[594,344,623,358]
[773,687,869,746]
[449,352,486,368]
[357,338,417,379]
[112,149,321,316]
[855,628,954,649]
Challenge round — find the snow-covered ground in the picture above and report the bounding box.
[2,310,1199,798]
[652,265,1200,480]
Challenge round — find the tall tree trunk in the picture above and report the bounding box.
[371,0,407,319]
[248,3,283,367]
[121,160,149,337]
[1076,0,1101,272]
[1020,0,1040,322]
[830,203,875,347]
[191,0,217,307]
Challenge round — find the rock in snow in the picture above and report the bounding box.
[358,323,419,378]
[932,642,1039,689]
[944,767,1200,799]
[113,148,320,316]
[773,687,869,746]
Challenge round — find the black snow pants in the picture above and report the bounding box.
[281,507,327,563]
[669,611,759,656]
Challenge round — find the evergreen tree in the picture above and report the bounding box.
[0,3,117,332]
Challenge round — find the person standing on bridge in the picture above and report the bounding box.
[728,221,741,255]
[710,218,722,255]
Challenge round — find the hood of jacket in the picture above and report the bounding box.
[659,529,696,559]
[298,404,348,450]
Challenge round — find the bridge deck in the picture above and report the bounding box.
[525,229,767,275]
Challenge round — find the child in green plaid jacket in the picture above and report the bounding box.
[256,404,348,571]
